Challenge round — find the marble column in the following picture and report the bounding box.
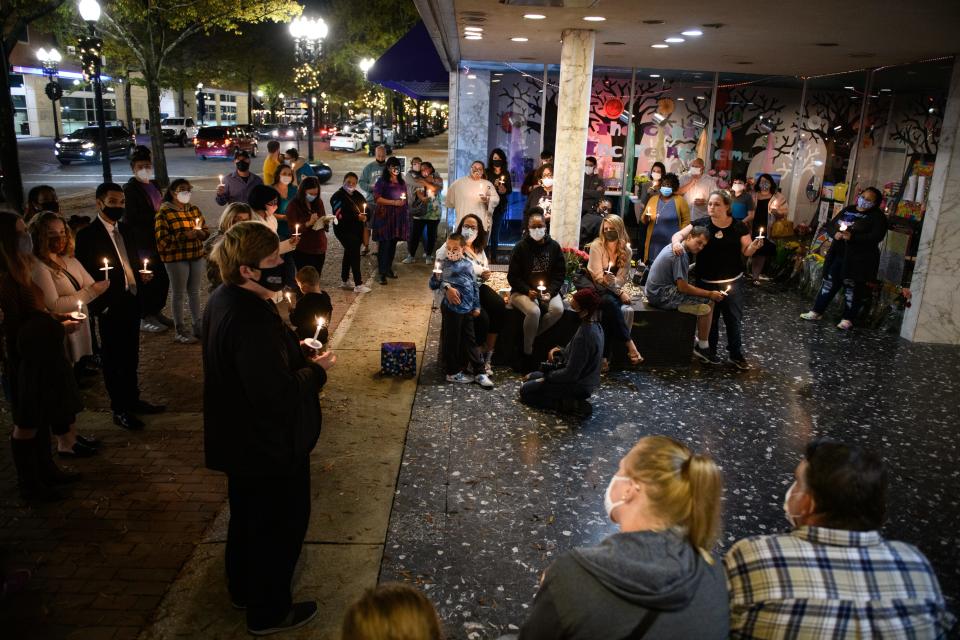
[901,58,960,344]
[550,29,596,248]
[447,69,490,188]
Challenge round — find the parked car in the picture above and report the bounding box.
[193,126,258,160]
[329,131,365,152]
[308,160,333,184]
[317,125,337,141]
[54,126,136,165]
[160,117,199,147]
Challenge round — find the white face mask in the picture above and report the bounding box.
[280,175,293,185]
[542,177,554,188]
[529,227,546,241]
[585,166,595,175]
[650,171,662,181]
[176,191,192,204]
[690,167,703,176]
[732,183,745,194]
[462,227,477,241]
[604,475,632,522]
[783,481,801,528]
[136,168,154,182]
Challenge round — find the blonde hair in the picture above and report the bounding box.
[341,583,442,640]
[211,221,279,286]
[29,211,74,268]
[296,265,320,288]
[623,435,723,557]
[589,214,630,269]
[219,202,254,232]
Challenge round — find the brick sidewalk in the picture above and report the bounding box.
[0,241,377,640]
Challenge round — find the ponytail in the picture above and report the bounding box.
[684,453,723,555]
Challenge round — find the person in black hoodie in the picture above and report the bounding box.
[508,211,565,356]
[203,221,335,635]
[801,187,888,330]
[289,265,332,343]
[519,435,729,640]
[331,172,371,293]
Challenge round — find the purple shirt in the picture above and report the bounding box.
[141,181,162,212]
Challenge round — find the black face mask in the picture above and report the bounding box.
[603,230,619,242]
[236,161,250,172]
[102,206,124,222]
[248,263,284,292]
[491,160,504,168]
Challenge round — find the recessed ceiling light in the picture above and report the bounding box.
[880,88,891,92]
[844,86,855,90]
[681,29,703,36]
[492,79,500,83]
[465,34,482,40]
[696,95,706,100]
[467,74,476,79]
[583,16,606,22]
[677,97,685,101]
[511,37,528,42]
[651,44,669,48]
[523,13,546,20]
[643,20,665,25]
[650,74,660,78]
[464,26,483,32]
[665,37,685,43]
[493,72,504,76]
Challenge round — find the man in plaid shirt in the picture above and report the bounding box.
[725,438,954,639]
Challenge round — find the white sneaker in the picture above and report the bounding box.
[475,373,494,389]
[837,319,853,330]
[800,311,822,321]
[402,256,415,264]
[340,280,353,290]
[353,284,372,294]
[446,372,473,384]
[424,256,433,265]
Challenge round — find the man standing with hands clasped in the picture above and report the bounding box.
[203,221,335,636]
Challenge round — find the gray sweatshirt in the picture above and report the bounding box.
[519,529,729,640]
[544,320,603,392]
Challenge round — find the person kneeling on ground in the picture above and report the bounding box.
[644,225,725,361]
[725,437,955,638]
[341,582,443,640]
[430,233,493,389]
[518,435,729,639]
[519,288,603,417]
[289,266,332,344]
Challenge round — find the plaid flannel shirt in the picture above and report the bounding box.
[725,526,955,639]
[155,203,207,263]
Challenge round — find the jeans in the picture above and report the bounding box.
[520,371,590,411]
[337,233,363,286]
[813,259,866,321]
[598,289,630,358]
[165,259,203,334]
[293,251,326,279]
[440,306,483,375]
[408,219,439,259]
[698,278,744,359]
[378,238,399,276]
[510,292,564,355]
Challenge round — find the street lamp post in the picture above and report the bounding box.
[77,0,111,182]
[37,47,63,140]
[359,57,375,155]
[289,16,328,163]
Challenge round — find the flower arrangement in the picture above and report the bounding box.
[561,246,589,280]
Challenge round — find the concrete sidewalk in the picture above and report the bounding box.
[140,263,436,640]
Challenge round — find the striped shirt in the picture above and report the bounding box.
[155,202,207,263]
[725,526,955,639]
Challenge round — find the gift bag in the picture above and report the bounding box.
[381,342,417,377]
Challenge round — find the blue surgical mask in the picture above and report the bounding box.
[529,227,546,241]
[659,186,673,198]
[344,185,355,193]
[306,193,318,202]
[857,196,872,210]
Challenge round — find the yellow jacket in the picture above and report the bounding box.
[640,195,690,262]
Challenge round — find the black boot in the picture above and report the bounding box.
[10,437,61,502]
[34,429,81,485]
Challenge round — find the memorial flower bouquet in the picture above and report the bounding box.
[561,247,589,280]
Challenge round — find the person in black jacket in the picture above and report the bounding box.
[801,187,888,330]
[203,221,335,635]
[508,211,565,356]
[486,148,512,260]
[331,172,371,293]
[289,265,332,343]
[75,183,165,431]
[122,147,172,332]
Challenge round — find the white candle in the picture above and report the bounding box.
[218,174,224,186]
[312,316,324,341]
[285,292,292,305]
[101,258,112,274]
[839,221,849,232]
[293,223,301,237]
[433,261,442,274]
[195,217,202,230]
[140,258,151,274]
[77,301,83,315]
[757,227,765,240]
[400,192,407,201]
[537,281,546,295]
[722,285,732,296]
[71,300,86,320]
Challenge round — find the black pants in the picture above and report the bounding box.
[813,259,867,321]
[475,284,506,347]
[378,238,399,277]
[408,219,439,258]
[697,279,745,359]
[281,252,298,289]
[520,371,590,410]
[598,290,630,358]
[336,232,363,286]
[487,207,505,260]
[97,292,141,412]
[440,306,482,376]
[138,253,169,318]
[293,251,326,279]
[226,460,311,629]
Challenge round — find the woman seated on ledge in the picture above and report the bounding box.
[519,288,603,417]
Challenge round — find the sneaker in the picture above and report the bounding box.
[140,320,165,333]
[800,311,823,321]
[482,352,493,376]
[445,372,473,384]
[678,302,711,316]
[353,284,371,293]
[174,332,199,344]
[340,280,354,290]
[837,319,854,330]
[729,355,751,371]
[424,256,433,265]
[402,256,415,264]
[248,601,318,636]
[758,274,772,282]
[150,313,175,328]
[693,345,721,364]
[475,373,495,389]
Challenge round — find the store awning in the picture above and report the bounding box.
[368,21,449,101]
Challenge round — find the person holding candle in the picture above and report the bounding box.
[24,184,61,223]
[586,215,643,369]
[521,150,553,197]
[76,183,165,430]
[485,148,512,260]
[285,176,328,278]
[155,179,209,344]
[429,233,491,388]
[800,187,888,329]
[403,161,445,264]
[204,203,253,291]
[247,184,300,293]
[508,211,565,359]
[284,147,316,186]
[204,221,335,634]
[678,157,719,219]
[372,157,410,285]
[289,266,332,344]
[729,174,755,223]
[582,156,606,217]
[671,189,763,369]
[359,145,388,255]
[331,173,371,293]
[215,149,264,207]
[744,173,783,284]
[640,173,689,265]
[271,164,298,240]
[446,160,499,233]
[523,164,555,231]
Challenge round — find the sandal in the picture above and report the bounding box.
[629,351,644,365]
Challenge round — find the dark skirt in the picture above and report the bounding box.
[13,312,83,429]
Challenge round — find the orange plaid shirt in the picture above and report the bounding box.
[155,202,207,263]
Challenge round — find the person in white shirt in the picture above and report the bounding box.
[445,160,499,232]
[678,158,719,219]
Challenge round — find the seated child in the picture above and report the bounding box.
[289,265,333,344]
[429,233,492,389]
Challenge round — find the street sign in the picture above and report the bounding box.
[285,108,306,115]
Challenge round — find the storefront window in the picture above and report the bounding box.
[60,95,118,134]
[220,104,237,123]
[13,94,29,135]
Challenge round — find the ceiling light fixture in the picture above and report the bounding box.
[681,29,703,36]
[492,79,500,83]
[677,97,685,101]
[651,44,668,48]
[583,16,606,22]
[467,74,477,79]
[880,88,891,92]
[844,86,855,90]
[510,37,528,42]
[650,74,661,78]
[665,37,685,43]
[493,72,504,76]
[523,13,546,20]
[464,26,483,32]
[465,34,482,40]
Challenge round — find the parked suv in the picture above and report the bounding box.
[54,125,136,165]
[193,126,258,160]
[161,117,199,147]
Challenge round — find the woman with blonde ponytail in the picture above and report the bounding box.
[518,435,729,640]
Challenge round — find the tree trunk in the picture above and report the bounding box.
[144,68,169,188]
[247,74,253,126]
[178,84,185,118]
[124,70,134,132]
[0,39,25,210]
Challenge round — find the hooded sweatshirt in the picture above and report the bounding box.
[519,529,729,640]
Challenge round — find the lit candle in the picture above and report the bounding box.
[400,192,407,201]
[77,300,82,315]
[606,261,614,275]
[312,316,324,341]
[433,261,442,274]
[839,221,849,232]
[285,292,292,305]
[140,258,151,274]
[218,174,224,186]
[757,227,765,240]
[195,217,202,230]
[293,223,301,237]
[100,258,112,274]
[71,300,86,321]
[722,285,732,297]
[537,281,546,296]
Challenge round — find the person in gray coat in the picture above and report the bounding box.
[518,435,730,640]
